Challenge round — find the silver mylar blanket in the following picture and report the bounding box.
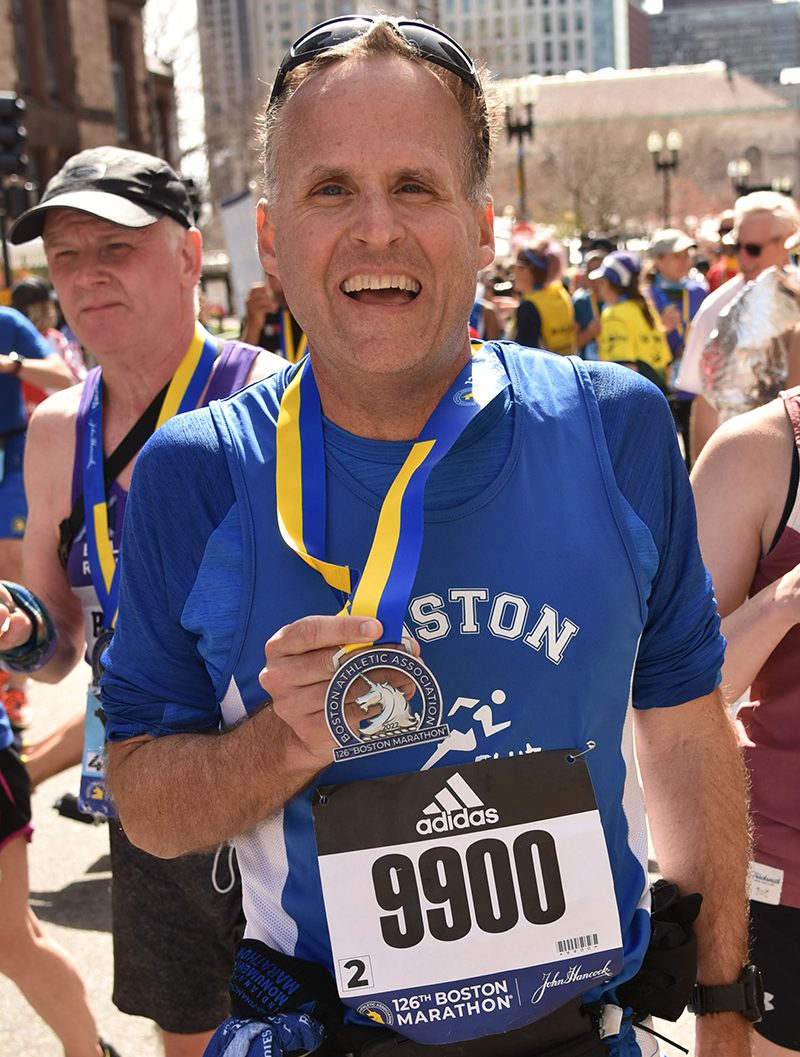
[701,267,800,422]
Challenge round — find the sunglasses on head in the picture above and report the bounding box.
[731,235,782,257]
[268,15,483,107]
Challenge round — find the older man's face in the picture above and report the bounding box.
[735,211,789,282]
[43,210,198,357]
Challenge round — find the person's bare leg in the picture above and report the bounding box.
[162,1028,215,1057]
[24,708,84,788]
[0,834,102,1056]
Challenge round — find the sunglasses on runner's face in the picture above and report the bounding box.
[732,236,782,257]
[268,16,483,106]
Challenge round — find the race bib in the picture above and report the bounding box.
[77,688,115,818]
[313,752,623,1044]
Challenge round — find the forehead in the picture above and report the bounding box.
[277,54,467,176]
[43,208,153,242]
[737,211,776,239]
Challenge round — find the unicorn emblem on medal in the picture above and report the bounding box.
[324,645,450,762]
[354,674,420,738]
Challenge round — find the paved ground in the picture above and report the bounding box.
[0,666,697,1056]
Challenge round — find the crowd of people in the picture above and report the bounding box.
[0,13,797,1057]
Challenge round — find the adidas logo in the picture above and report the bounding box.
[415,773,500,835]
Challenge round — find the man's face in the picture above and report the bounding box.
[735,211,789,282]
[656,248,691,283]
[258,55,494,389]
[43,210,201,356]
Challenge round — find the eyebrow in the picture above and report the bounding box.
[300,164,445,187]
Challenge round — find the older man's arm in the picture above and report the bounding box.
[635,690,752,1057]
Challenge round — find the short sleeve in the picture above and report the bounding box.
[586,363,724,708]
[4,307,52,360]
[101,408,237,740]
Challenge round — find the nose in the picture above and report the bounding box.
[72,251,111,289]
[349,189,404,248]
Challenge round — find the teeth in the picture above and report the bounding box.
[342,274,421,294]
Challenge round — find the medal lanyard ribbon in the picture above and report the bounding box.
[281,310,308,364]
[276,343,510,653]
[83,322,217,626]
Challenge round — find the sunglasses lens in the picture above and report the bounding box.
[398,22,479,89]
[292,17,373,58]
[271,17,481,105]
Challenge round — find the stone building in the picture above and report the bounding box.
[0,0,178,189]
[492,61,800,233]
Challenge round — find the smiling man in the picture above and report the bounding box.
[96,17,752,1057]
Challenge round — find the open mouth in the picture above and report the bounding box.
[341,274,421,305]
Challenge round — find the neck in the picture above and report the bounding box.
[94,317,199,420]
[311,346,473,440]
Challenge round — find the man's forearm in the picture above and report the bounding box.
[107,704,325,857]
[635,691,752,1056]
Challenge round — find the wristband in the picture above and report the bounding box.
[0,581,58,672]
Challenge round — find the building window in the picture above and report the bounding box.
[543,12,551,33]
[560,39,568,61]
[110,19,135,142]
[528,41,537,64]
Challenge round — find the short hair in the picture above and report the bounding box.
[258,19,502,207]
[734,190,800,240]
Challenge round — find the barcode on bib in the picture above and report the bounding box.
[557,932,599,955]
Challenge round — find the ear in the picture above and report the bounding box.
[477,197,495,272]
[256,200,280,278]
[179,226,203,288]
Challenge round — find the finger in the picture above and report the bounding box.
[267,614,382,661]
[260,641,347,693]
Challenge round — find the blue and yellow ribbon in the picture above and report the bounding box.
[83,322,218,627]
[281,310,308,364]
[275,342,510,653]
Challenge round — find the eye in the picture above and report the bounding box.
[399,182,427,194]
[316,183,347,197]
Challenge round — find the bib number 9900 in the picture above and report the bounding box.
[371,831,566,949]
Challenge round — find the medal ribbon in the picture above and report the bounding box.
[281,309,308,363]
[83,322,217,626]
[276,342,510,653]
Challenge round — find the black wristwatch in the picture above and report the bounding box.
[688,964,764,1023]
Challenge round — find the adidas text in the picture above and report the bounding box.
[415,806,499,835]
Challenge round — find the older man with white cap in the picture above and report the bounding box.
[1,145,283,1057]
[677,191,800,463]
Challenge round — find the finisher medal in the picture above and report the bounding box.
[325,646,447,762]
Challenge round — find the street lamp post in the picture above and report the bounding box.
[647,129,682,228]
[503,78,539,222]
[727,158,752,197]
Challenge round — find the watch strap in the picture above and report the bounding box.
[688,965,764,1022]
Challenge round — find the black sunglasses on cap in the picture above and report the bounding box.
[730,236,782,258]
[268,15,484,106]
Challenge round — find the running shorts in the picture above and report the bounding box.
[109,820,245,1034]
[750,899,800,1050]
[0,743,33,850]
